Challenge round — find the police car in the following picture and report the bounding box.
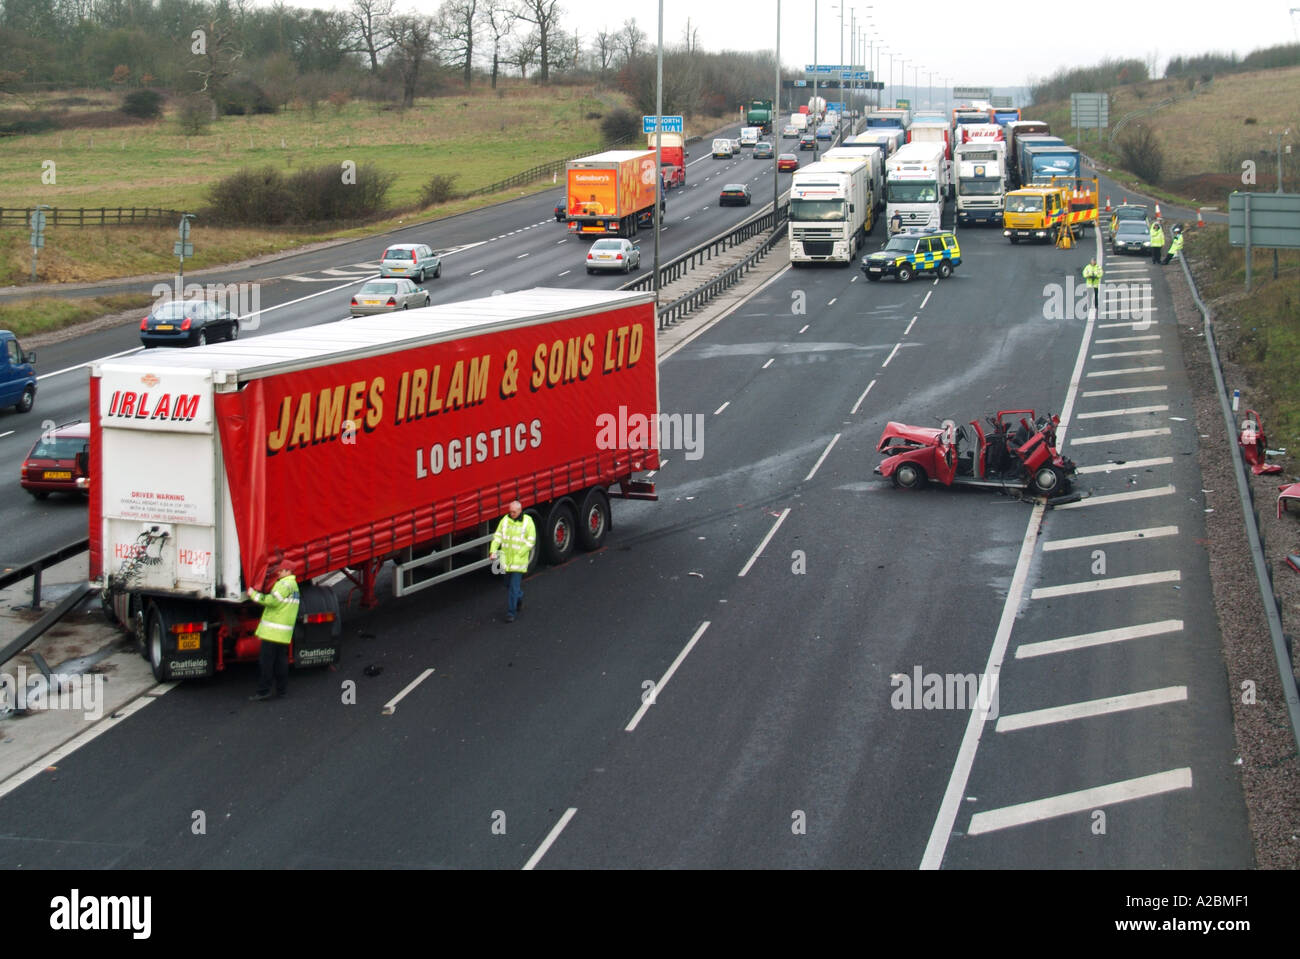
[860,229,961,282]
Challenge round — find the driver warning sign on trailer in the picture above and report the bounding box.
[115,489,199,524]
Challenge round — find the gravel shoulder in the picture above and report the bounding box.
[1173,258,1300,869]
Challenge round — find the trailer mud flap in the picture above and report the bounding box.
[292,582,342,669]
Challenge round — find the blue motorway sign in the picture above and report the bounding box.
[643,115,684,134]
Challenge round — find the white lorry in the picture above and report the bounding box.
[884,141,948,233]
[788,158,873,265]
[823,145,884,213]
[954,140,1006,226]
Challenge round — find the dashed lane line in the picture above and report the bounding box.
[1054,484,1177,508]
[850,380,876,415]
[624,621,711,732]
[804,433,841,482]
[1082,385,1168,397]
[1086,365,1166,378]
[522,807,577,870]
[1074,457,1174,474]
[1073,405,1170,420]
[738,510,791,578]
[1070,427,1171,445]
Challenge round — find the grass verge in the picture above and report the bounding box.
[1,293,153,338]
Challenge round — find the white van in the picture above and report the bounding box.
[712,138,735,159]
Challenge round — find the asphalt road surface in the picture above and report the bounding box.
[0,181,1252,867]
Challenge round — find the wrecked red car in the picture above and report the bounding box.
[875,409,1077,496]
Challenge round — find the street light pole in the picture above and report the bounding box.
[653,0,663,308]
[813,0,819,157]
[838,3,845,143]
[774,0,780,216]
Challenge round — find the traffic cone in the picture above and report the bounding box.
[1155,203,1162,219]
[1105,196,1111,212]
[1197,208,1205,227]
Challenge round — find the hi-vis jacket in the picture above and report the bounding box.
[1168,233,1184,257]
[248,573,300,644]
[1149,222,1165,248]
[491,514,537,573]
[1082,262,1103,288]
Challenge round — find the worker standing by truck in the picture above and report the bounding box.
[1149,219,1165,265]
[1163,225,1184,265]
[490,501,536,623]
[247,564,300,701]
[1082,257,1104,314]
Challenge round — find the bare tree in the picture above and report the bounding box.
[483,0,517,88]
[434,0,478,87]
[681,17,698,53]
[547,26,578,73]
[614,17,645,64]
[348,0,396,73]
[593,27,614,80]
[190,18,243,118]
[514,0,560,83]
[385,13,437,107]
[509,27,540,79]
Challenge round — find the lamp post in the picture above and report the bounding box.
[898,57,908,108]
[927,70,937,111]
[812,0,819,157]
[774,0,780,216]
[653,0,663,307]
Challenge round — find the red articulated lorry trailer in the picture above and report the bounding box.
[89,288,660,682]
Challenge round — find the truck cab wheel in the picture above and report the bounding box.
[542,502,577,565]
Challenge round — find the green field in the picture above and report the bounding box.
[0,84,624,211]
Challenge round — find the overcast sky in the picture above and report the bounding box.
[310,0,1297,90]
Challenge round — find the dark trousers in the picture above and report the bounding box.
[506,572,523,616]
[258,639,289,695]
[1088,286,1099,312]
[1151,245,1162,264]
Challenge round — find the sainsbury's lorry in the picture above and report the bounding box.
[565,150,663,237]
[90,289,660,681]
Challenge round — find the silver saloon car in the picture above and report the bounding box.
[350,278,430,315]
[585,238,641,274]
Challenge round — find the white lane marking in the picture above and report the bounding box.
[966,769,1192,836]
[0,430,13,439]
[996,686,1188,733]
[684,215,692,221]
[516,253,530,259]
[804,433,841,482]
[762,358,774,369]
[850,379,876,415]
[557,270,571,277]
[920,291,932,309]
[39,345,142,381]
[798,324,809,334]
[1086,365,1166,377]
[1075,457,1173,474]
[903,315,917,335]
[739,509,791,578]
[1091,349,1162,360]
[1095,334,1161,344]
[625,621,711,731]
[1082,385,1168,397]
[1070,427,1171,445]
[470,269,485,276]
[828,298,837,307]
[556,239,568,244]
[1055,485,1177,509]
[381,667,435,715]
[0,688,165,801]
[1030,569,1180,600]
[522,807,578,870]
[1074,404,1169,419]
[1043,525,1179,551]
[714,401,730,415]
[1017,619,1185,658]
[880,343,902,367]
[920,239,1099,870]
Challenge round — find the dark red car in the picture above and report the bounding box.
[20,421,90,499]
[777,153,799,172]
[875,409,1075,497]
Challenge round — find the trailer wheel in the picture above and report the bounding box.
[131,594,149,659]
[893,463,927,490]
[542,502,577,565]
[576,488,610,551]
[147,604,175,682]
[1031,465,1067,496]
